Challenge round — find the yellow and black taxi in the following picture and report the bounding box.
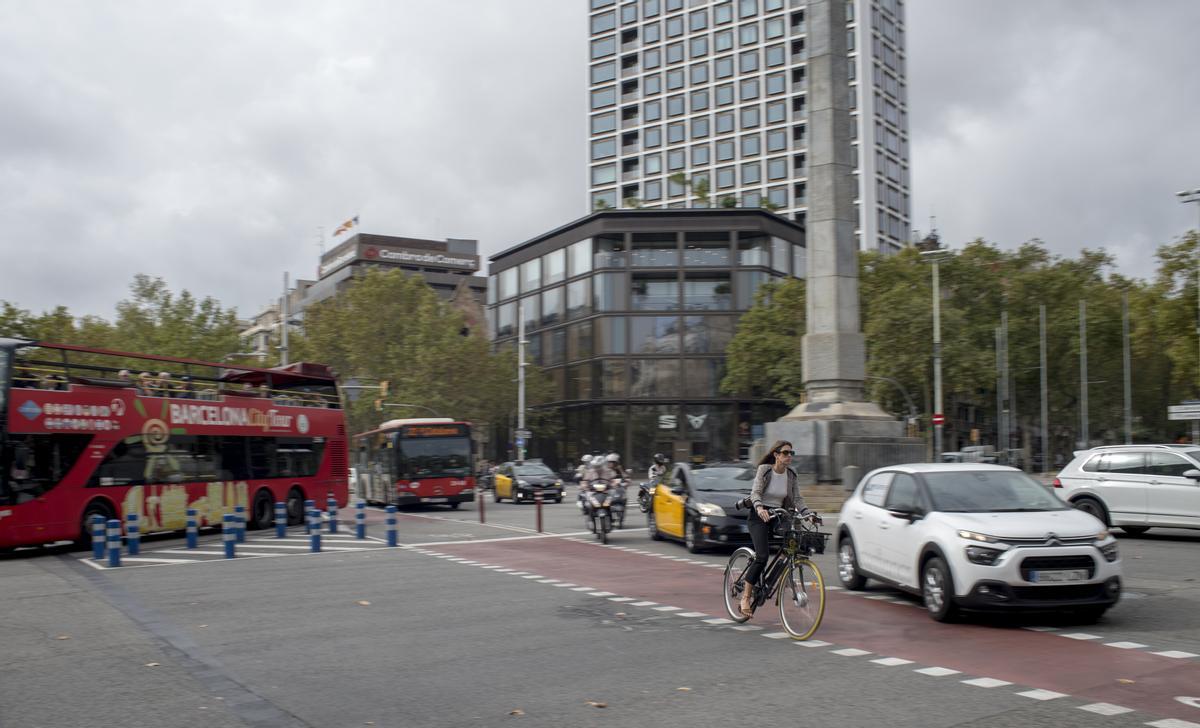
[493,461,565,504]
[647,462,755,552]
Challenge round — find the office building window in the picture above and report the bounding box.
[666,15,683,37]
[594,271,628,310]
[644,48,661,68]
[569,239,592,278]
[734,270,769,308]
[765,44,785,67]
[594,235,626,269]
[599,360,628,398]
[520,295,539,331]
[739,49,758,73]
[739,22,758,46]
[714,2,733,24]
[689,9,707,31]
[716,166,735,188]
[765,100,785,123]
[767,156,787,180]
[764,17,784,39]
[567,278,591,320]
[684,274,732,310]
[715,84,734,106]
[645,152,662,173]
[592,137,616,160]
[667,148,686,170]
[544,328,566,366]
[690,35,708,58]
[591,86,616,110]
[683,232,731,266]
[631,276,681,312]
[691,143,710,165]
[630,359,682,397]
[645,126,662,147]
[737,231,769,266]
[715,55,734,78]
[715,111,735,133]
[716,139,735,161]
[591,163,617,186]
[691,89,710,112]
[644,179,662,200]
[666,68,685,89]
[740,105,760,128]
[682,315,736,353]
[765,72,785,95]
[767,186,787,209]
[592,112,617,133]
[690,62,708,84]
[591,36,616,59]
[631,233,679,267]
[644,21,660,43]
[541,286,564,326]
[690,115,709,137]
[766,128,786,152]
[496,302,515,338]
[667,94,684,116]
[487,274,497,305]
[667,122,685,143]
[738,0,756,18]
[741,161,761,184]
[644,74,661,95]
[630,316,681,353]
[740,77,759,101]
[643,0,660,17]
[591,61,616,84]
[596,316,627,354]
[715,29,733,52]
[741,133,760,156]
[666,42,684,64]
[568,320,594,361]
[544,249,566,285]
[621,2,637,23]
[520,258,541,294]
[499,267,518,300]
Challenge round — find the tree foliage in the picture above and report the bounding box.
[722,235,1200,452]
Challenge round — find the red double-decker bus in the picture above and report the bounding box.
[355,418,475,509]
[0,338,349,550]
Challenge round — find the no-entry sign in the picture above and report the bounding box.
[932,414,946,426]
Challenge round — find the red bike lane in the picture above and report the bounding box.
[434,535,1200,723]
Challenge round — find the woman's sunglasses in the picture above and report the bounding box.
[776,450,794,456]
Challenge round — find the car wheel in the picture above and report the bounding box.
[837,535,867,590]
[449,502,460,510]
[1071,496,1108,525]
[555,497,563,504]
[921,556,959,623]
[1120,526,1149,536]
[685,518,704,553]
[647,507,663,541]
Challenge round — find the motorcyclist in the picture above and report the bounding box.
[574,454,593,482]
[647,452,669,483]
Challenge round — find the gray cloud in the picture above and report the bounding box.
[0,1,1195,323]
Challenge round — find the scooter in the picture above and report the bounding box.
[636,480,654,513]
[583,481,615,545]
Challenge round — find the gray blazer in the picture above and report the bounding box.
[750,464,810,513]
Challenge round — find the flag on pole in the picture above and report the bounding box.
[333,215,359,236]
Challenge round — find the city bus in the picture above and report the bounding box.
[0,338,350,550]
[355,418,475,509]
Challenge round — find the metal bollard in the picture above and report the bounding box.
[222,514,236,559]
[274,501,287,538]
[91,514,106,560]
[355,500,366,539]
[535,493,544,533]
[106,519,122,567]
[234,504,246,543]
[477,486,486,524]
[327,495,338,534]
[125,513,140,556]
[309,509,322,552]
[385,505,398,547]
[303,499,315,534]
[186,508,198,549]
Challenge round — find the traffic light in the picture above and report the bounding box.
[379,380,389,398]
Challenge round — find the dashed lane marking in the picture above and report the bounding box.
[915,667,961,677]
[872,657,914,667]
[1078,703,1134,715]
[1016,689,1068,701]
[962,677,1012,688]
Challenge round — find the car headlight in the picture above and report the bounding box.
[555,480,562,487]
[696,502,725,517]
[964,545,1004,565]
[1095,531,1119,562]
[957,529,999,544]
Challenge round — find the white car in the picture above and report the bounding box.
[836,463,1122,622]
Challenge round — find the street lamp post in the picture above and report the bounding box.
[920,249,950,461]
[1178,189,1200,445]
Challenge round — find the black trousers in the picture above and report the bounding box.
[745,507,773,587]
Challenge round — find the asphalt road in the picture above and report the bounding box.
[2,493,1199,728]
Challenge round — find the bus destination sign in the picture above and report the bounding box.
[404,425,465,438]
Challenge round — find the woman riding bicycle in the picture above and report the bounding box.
[740,440,817,617]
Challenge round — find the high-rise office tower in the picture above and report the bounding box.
[587,0,909,253]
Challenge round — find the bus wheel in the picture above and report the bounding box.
[251,490,274,530]
[449,502,461,510]
[76,500,114,549]
[286,487,305,526]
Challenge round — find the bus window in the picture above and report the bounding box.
[2,434,92,504]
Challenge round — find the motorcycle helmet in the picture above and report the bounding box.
[581,454,593,464]
[606,453,620,463]
[653,452,668,465]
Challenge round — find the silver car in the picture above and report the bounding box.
[1053,444,1200,534]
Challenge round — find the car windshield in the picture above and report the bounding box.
[691,466,755,492]
[923,471,1066,513]
[515,465,554,477]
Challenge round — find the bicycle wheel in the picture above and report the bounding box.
[723,547,755,623]
[778,557,826,640]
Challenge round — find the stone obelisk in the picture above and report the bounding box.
[766,0,916,481]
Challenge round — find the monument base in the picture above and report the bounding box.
[765,401,925,483]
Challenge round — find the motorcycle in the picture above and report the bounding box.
[610,478,628,529]
[636,480,654,513]
[583,481,616,544]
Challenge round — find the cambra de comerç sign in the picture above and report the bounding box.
[319,245,476,277]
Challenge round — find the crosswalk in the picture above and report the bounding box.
[78,529,395,570]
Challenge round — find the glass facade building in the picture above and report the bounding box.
[487,209,804,473]
[587,0,909,253]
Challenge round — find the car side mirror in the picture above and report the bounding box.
[1183,469,1200,481]
[888,505,923,522]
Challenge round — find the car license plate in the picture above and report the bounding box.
[1029,569,1088,583]
[422,497,448,503]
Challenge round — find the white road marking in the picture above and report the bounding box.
[831,648,872,657]
[1145,720,1200,728]
[588,591,617,597]
[608,597,635,602]
[1104,641,1148,649]
[1077,703,1133,715]
[1015,689,1066,701]
[1154,651,1200,659]
[110,557,202,564]
[677,612,708,618]
[703,618,734,625]
[521,574,543,579]
[961,678,1012,688]
[570,586,596,592]
[1061,633,1101,640]
[630,601,658,607]
[731,624,763,631]
[914,667,961,677]
[762,632,791,639]
[794,640,831,648]
[653,605,682,612]
[871,657,913,667]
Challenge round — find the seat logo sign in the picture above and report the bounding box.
[18,400,42,421]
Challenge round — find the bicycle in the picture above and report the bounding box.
[722,506,829,640]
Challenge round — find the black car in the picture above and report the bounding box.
[493,462,565,503]
[647,462,754,552]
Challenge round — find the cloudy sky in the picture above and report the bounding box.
[1,1,1197,321]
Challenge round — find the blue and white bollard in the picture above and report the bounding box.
[355,500,366,539]
[275,501,287,538]
[327,495,338,534]
[91,514,105,560]
[385,505,398,547]
[234,504,246,543]
[309,509,322,552]
[303,499,315,534]
[125,513,140,556]
[222,514,236,559]
[106,519,122,567]
[186,508,198,549]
